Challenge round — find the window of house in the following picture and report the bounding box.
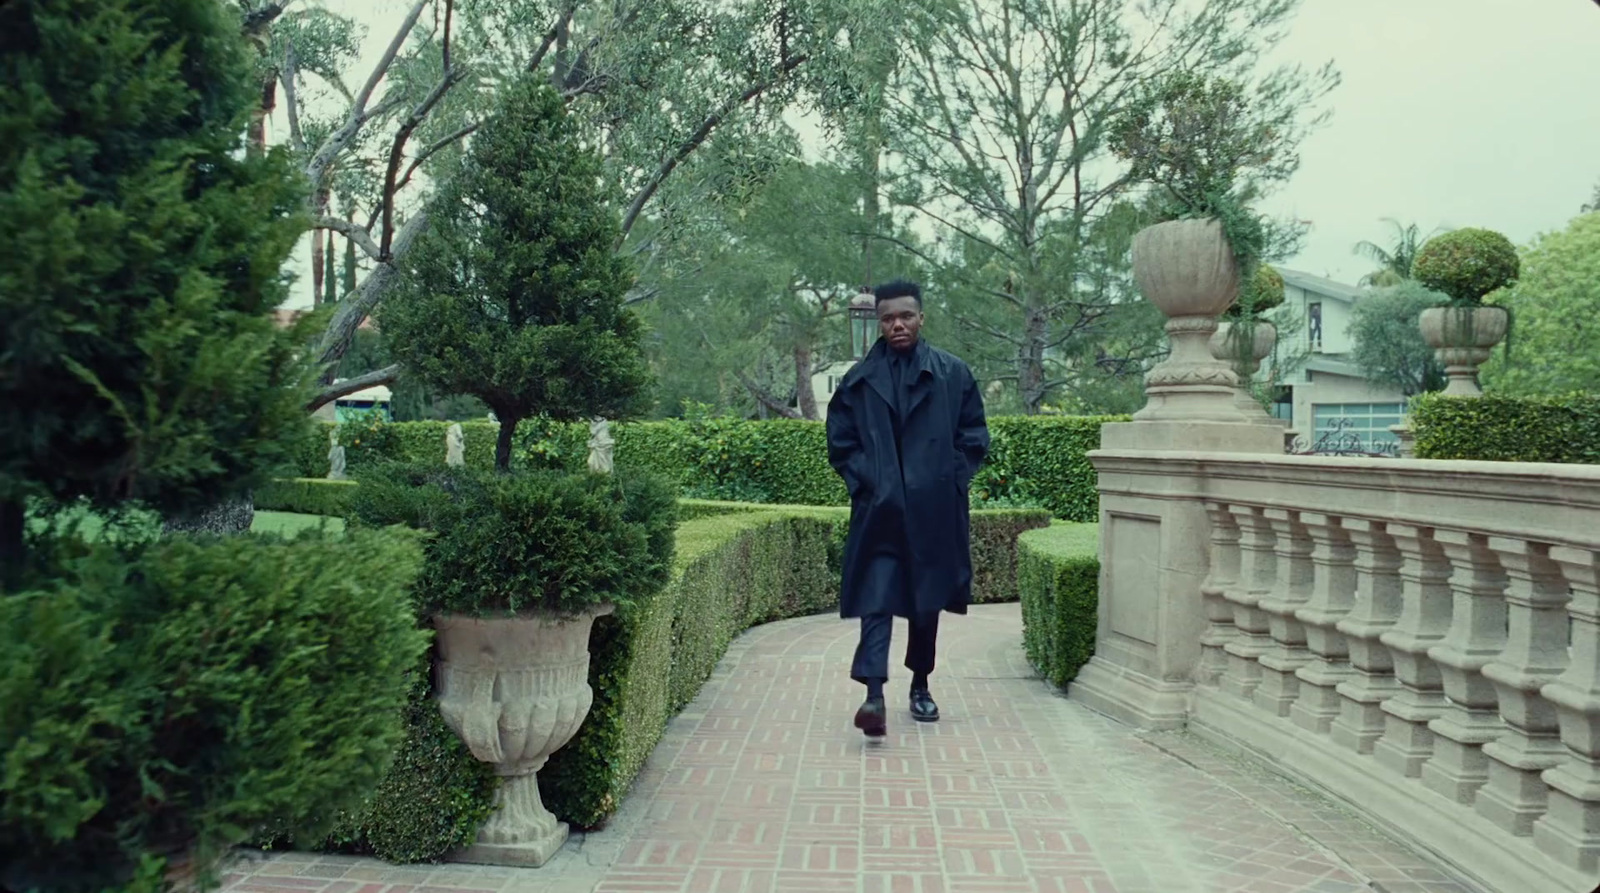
[1269,387,1294,422]
[1308,302,1323,352]
[1312,403,1406,454]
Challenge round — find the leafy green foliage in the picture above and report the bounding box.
[0,529,429,892]
[979,417,1127,521]
[254,478,360,517]
[0,0,315,566]
[1227,264,1286,318]
[1411,393,1600,464]
[346,465,677,617]
[381,78,651,470]
[1353,218,1443,287]
[1348,282,1448,397]
[1412,227,1521,306]
[1482,212,1600,396]
[1018,523,1101,688]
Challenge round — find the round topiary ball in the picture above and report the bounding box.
[1412,228,1520,304]
[1229,264,1285,316]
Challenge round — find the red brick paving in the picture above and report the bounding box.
[223,605,1484,893]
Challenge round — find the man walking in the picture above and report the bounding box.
[825,280,990,738]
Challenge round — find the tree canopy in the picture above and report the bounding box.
[1483,212,1600,396]
[1347,282,1448,398]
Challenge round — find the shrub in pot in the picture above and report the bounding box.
[348,463,676,866]
[1412,227,1520,396]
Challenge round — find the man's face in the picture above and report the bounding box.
[877,296,923,352]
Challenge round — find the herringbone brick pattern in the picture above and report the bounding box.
[222,605,1483,893]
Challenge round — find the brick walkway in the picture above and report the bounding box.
[224,605,1485,893]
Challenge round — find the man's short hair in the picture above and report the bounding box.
[874,279,922,307]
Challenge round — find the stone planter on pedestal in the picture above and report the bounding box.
[1208,320,1278,419]
[434,605,614,867]
[1419,305,1508,397]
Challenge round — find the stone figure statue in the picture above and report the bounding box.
[446,423,465,467]
[327,429,347,481]
[587,418,614,475]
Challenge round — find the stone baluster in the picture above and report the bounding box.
[1477,538,1571,836]
[1534,547,1600,874]
[1332,519,1404,754]
[1423,530,1509,805]
[1199,502,1242,687]
[1255,509,1316,717]
[1221,505,1276,701]
[1374,524,1454,778]
[1291,513,1357,735]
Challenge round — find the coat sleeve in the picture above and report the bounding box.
[826,384,870,498]
[954,364,990,490]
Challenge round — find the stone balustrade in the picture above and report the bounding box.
[1074,451,1600,893]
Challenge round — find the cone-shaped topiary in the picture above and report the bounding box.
[1413,227,1520,306]
[379,78,652,471]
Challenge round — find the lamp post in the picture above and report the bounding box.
[849,288,877,361]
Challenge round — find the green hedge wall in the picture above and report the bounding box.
[1018,523,1101,689]
[255,478,359,516]
[1411,392,1600,464]
[287,414,1125,520]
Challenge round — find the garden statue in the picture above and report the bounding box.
[587,417,614,474]
[327,429,347,481]
[446,423,465,467]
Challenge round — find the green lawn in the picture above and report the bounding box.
[251,511,345,536]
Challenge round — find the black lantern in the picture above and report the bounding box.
[848,288,877,361]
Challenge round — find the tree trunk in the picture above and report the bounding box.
[794,344,819,420]
[311,227,325,308]
[494,415,519,473]
[248,78,276,156]
[322,229,337,306]
[1018,299,1048,415]
[0,499,25,587]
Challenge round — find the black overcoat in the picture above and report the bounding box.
[825,339,990,619]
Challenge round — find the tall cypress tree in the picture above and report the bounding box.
[380,78,652,470]
[0,0,313,577]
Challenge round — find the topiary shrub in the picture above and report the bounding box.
[346,463,677,617]
[1413,227,1521,305]
[1410,392,1600,464]
[0,529,429,892]
[1018,523,1101,688]
[1227,264,1285,317]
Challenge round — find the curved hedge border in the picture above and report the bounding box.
[1018,523,1102,688]
[283,414,1126,522]
[1410,392,1600,464]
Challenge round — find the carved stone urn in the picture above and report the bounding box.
[434,605,614,867]
[1209,320,1278,417]
[1128,218,1249,422]
[1419,305,1508,397]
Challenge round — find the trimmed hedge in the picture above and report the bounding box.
[287,414,1125,521]
[1018,522,1102,689]
[1411,392,1600,464]
[2,530,429,891]
[256,478,359,516]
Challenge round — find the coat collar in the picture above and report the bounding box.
[860,338,934,415]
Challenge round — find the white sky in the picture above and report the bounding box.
[279,0,1600,307]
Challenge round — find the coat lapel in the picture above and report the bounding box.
[860,340,896,411]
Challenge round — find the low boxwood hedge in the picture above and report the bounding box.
[285,414,1125,521]
[255,478,359,516]
[1018,522,1102,688]
[1410,392,1600,464]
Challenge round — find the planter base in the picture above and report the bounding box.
[453,829,569,868]
[450,772,569,867]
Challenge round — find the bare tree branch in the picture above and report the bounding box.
[311,211,429,397]
[308,364,401,412]
[317,215,381,260]
[617,52,810,246]
[380,1,461,260]
[241,0,297,39]
[394,122,480,195]
[278,42,305,153]
[304,0,428,192]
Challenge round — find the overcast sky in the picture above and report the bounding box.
[281,0,1600,306]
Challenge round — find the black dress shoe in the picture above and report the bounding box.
[854,696,887,737]
[910,687,940,723]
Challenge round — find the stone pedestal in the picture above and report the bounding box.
[1070,218,1284,730]
[434,605,613,867]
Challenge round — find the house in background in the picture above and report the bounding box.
[1263,269,1410,454]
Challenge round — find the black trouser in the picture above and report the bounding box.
[850,611,941,686]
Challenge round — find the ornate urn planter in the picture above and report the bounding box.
[434,605,613,866]
[1209,320,1278,417]
[1418,305,1508,397]
[1127,218,1252,423]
